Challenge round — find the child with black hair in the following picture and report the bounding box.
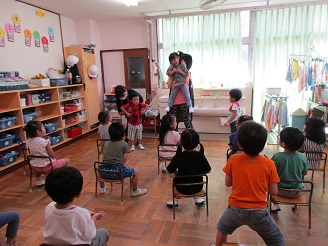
[227,115,253,159]
[271,127,308,213]
[216,121,284,246]
[223,88,242,133]
[158,114,180,172]
[121,91,149,151]
[166,129,211,207]
[98,122,147,197]
[165,52,193,113]
[97,110,112,141]
[300,117,326,169]
[23,120,70,186]
[44,166,109,245]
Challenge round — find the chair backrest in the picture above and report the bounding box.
[158,144,179,159]
[226,147,243,161]
[94,161,124,181]
[96,139,110,161]
[20,142,30,160]
[277,180,314,204]
[173,174,208,195]
[299,151,327,170]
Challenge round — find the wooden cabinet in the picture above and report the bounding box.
[64,46,100,128]
[0,84,91,173]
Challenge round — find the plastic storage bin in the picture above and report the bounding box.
[0,151,19,166]
[23,112,37,124]
[44,122,59,133]
[0,134,16,149]
[50,78,68,86]
[49,134,62,145]
[68,126,82,138]
[0,116,16,130]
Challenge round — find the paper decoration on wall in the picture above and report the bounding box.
[0,28,5,47]
[33,31,40,47]
[36,9,45,18]
[48,27,54,42]
[5,23,14,42]
[24,29,32,47]
[41,36,48,52]
[12,14,21,33]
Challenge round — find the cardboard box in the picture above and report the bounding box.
[29,79,50,87]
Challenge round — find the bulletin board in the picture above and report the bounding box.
[0,0,64,79]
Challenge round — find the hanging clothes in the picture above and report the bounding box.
[291,60,300,80]
[285,62,294,83]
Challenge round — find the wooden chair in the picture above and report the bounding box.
[94,161,132,205]
[172,174,209,223]
[96,139,110,162]
[226,147,243,161]
[157,144,178,175]
[27,155,54,192]
[20,142,29,175]
[300,151,327,190]
[269,180,314,233]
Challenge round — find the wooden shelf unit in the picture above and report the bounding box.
[0,84,93,173]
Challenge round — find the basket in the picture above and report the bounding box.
[50,78,68,87]
[0,151,19,166]
[0,116,16,130]
[44,122,59,133]
[49,134,62,146]
[23,112,37,124]
[0,134,16,149]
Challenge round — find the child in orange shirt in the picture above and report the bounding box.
[215,121,285,246]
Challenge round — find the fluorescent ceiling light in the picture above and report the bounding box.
[120,0,139,7]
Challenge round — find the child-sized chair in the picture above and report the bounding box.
[157,144,178,175]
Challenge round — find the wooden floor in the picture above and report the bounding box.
[1,132,328,246]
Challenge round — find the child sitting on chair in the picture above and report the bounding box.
[98,122,147,197]
[165,129,211,207]
[23,120,70,186]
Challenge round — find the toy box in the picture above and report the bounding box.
[29,79,50,87]
[44,122,59,133]
[50,78,68,86]
[0,151,19,166]
[68,126,82,138]
[23,112,37,124]
[0,134,15,149]
[0,116,16,130]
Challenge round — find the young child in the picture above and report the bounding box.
[0,211,20,246]
[165,52,193,114]
[271,127,308,212]
[300,117,326,169]
[223,88,242,133]
[97,110,112,141]
[23,120,70,186]
[120,91,149,151]
[44,166,109,245]
[158,114,181,172]
[98,122,147,197]
[227,115,253,159]
[216,121,285,246]
[166,129,211,207]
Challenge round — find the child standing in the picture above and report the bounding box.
[166,129,211,207]
[300,117,326,169]
[158,114,181,172]
[121,91,148,151]
[97,110,112,141]
[223,88,242,133]
[227,115,253,159]
[23,121,70,185]
[271,127,308,212]
[98,122,147,197]
[44,166,109,245]
[165,52,193,113]
[216,121,284,246]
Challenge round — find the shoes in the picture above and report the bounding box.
[194,197,205,206]
[189,106,194,113]
[36,179,45,186]
[292,205,299,211]
[137,144,145,150]
[100,185,106,194]
[166,198,179,208]
[165,106,170,112]
[271,203,281,213]
[160,161,166,172]
[131,188,147,197]
[130,145,135,151]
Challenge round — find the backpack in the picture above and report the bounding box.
[63,64,82,84]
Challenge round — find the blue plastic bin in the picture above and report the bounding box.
[44,122,59,133]
[49,134,62,146]
[0,151,19,166]
[23,112,37,124]
[0,134,16,149]
[0,116,16,130]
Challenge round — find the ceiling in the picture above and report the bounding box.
[18,0,326,22]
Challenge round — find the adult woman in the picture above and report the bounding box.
[167,52,194,130]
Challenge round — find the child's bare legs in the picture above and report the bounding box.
[137,138,144,150]
[216,230,227,246]
[130,169,147,197]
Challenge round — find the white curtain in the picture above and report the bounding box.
[253,5,328,121]
[160,13,241,88]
